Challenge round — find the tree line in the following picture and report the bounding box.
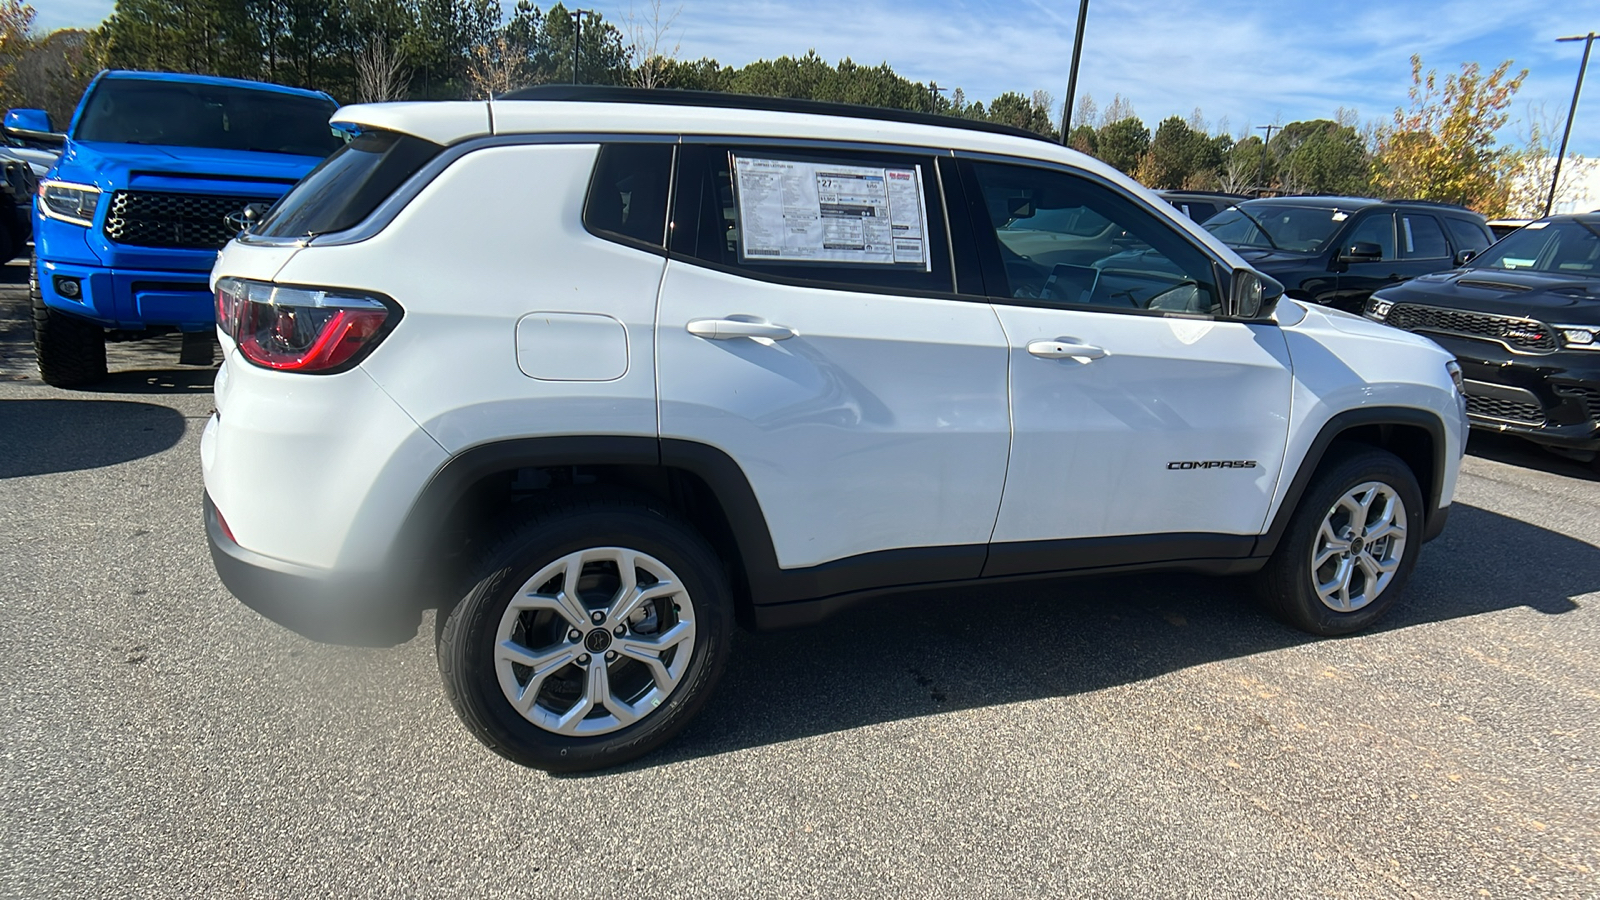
[0,0,1588,217]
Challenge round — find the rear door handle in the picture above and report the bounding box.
[1027,339,1107,361]
[686,317,797,341]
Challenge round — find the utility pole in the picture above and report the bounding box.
[1060,0,1089,144]
[927,81,947,114]
[1256,124,1279,194]
[1547,32,1597,217]
[571,8,594,85]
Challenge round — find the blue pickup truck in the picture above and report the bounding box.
[8,70,342,386]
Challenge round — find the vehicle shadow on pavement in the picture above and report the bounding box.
[0,398,188,478]
[1467,431,1597,481]
[80,367,218,393]
[619,501,1589,772]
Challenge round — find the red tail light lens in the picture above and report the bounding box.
[215,277,399,373]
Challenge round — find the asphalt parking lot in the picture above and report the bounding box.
[1,259,1597,899]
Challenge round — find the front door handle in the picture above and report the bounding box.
[687,317,797,341]
[1027,339,1107,361]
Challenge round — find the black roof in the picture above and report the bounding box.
[496,84,1058,145]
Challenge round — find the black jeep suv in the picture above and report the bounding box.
[1365,214,1600,463]
[1205,196,1495,313]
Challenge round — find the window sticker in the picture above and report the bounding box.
[732,155,931,269]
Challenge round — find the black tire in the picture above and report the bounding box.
[31,259,107,387]
[1253,445,1424,636]
[437,493,733,773]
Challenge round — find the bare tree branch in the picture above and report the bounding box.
[624,0,681,90]
[355,34,410,103]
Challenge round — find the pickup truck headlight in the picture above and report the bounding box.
[1555,325,1600,350]
[38,180,102,227]
[1365,296,1394,321]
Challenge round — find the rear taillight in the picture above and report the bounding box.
[214,277,399,373]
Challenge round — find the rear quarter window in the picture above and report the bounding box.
[254,130,442,239]
[1444,217,1492,254]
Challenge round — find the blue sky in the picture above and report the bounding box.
[39,0,1600,155]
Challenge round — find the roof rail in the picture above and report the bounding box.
[1391,198,1473,210]
[496,84,1058,145]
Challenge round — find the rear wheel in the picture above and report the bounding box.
[437,495,733,772]
[1254,445,1423,636]
[31,259,107,387]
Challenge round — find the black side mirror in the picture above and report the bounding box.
[1340,241,1384,262]
[1230,268,1284,319]
[1454,249,1477,266]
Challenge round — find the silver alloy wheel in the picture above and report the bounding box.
[494,547,696,736]
[1310,480,1408,613]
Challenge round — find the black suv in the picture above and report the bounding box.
[1159,190,1246,223]
[1205,197,1495,313]
[1365,214,1600,464]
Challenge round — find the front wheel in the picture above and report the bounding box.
[437,496,733,772]
[31,260,107,387]
[1253,446,1423,636]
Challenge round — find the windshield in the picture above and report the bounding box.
[74,78,341,157]
[1468,220,1600,277]
[1205,203,1349,253]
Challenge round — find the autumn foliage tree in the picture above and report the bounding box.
[1372,55,1527,214]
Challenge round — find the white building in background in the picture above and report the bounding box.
[1552,164,1600,213]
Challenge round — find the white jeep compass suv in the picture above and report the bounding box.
[202,86,1467,772]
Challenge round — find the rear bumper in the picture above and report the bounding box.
[204,492,420,647]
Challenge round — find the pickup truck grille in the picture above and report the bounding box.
[1464,394,1546,425]
[104,190,263,249]
[1386,303,1558,353]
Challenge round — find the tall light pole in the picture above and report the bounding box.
[1547,32,1597,217]
[1256,124,1279,194]
[1060,0,1089,144]
[571,9,595,85]
[928,81,948,114]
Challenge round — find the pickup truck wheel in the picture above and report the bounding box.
[31,261,108,387]
[1254,446,1422,636]
[437,497,732,772]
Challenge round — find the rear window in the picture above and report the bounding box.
[669,143,954,295]
[75,77,341,157]
[1400,214,1449,259]
[254,130,442,239]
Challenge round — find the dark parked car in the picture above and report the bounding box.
[1365,214,1600,465]
[1159,190,1246,223]
[1204,197,1495,313]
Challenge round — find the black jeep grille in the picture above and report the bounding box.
[104,191,265,249]
[1386,303,1558,352]
[1464,394,1546,425]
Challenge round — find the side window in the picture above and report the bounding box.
[1444,217,1492,254]
[967,161,1222,315]
[1345,212,1396,260]
[584,143,673,248]
[669,143,954,294]
[1400,213,1449,259]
